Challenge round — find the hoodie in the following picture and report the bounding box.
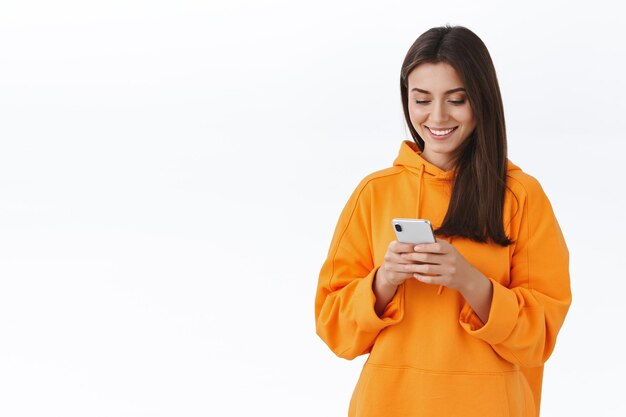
[315,140,571,417]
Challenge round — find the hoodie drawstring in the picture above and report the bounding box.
[416,164,425,219]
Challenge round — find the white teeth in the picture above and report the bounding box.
[428,127,455,136]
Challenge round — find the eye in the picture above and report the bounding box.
[415,100,430,105]
[448,99,466,105]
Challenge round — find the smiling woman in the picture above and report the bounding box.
[315,25,572,417]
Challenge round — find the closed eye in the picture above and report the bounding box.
[415,99,466,105]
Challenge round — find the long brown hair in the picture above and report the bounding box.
[400,25,514,246]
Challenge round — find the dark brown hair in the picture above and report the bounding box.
[400,25,513,246]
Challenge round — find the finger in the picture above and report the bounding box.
[413,241,446,254]
[385,251,412,264]
[385,262,442,276]
[413,273,439,285]
[411,263,445,276]
[390,240,420,254]
[384,251,412,266]
[401,251,442,264]
[381,255,415,270]
[379,264,415,282]
[386,261,429,275]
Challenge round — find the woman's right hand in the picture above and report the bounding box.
[373,240,419,316]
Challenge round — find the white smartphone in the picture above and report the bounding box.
[392,218,436,244]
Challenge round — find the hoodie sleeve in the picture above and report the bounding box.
[315,178,405,360]
[459,176,572,368]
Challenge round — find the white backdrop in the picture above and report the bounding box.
[1,1,624,416]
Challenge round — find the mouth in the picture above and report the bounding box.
[425,125,458,140]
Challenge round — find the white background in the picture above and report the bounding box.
[1,1,624,416]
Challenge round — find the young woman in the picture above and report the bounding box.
[314,25,571,417]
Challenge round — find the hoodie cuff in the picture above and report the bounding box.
[353,266,405,333]
[459,277,518,345]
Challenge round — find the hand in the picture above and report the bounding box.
[387,238,494,323]
[403,238,484,295]
[377,240,427,288]
[373,240,426,316]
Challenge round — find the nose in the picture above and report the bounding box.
[429,100,448,124]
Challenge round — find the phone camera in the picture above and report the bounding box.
[394,224,402,232]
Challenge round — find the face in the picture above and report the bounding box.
[407,62,476,171]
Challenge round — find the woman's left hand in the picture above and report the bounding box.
[404,237,494,323]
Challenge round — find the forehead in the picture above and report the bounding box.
[407,62,464,91]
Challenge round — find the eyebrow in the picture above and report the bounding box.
[410,87,466,94]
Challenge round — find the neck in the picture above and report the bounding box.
[420,149,456,172]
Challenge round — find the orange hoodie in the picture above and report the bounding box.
[315,140,571,417]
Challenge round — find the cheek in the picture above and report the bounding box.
[453,107,475,126]
[409,106,428,126]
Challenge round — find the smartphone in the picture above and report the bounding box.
[392,218,436,244]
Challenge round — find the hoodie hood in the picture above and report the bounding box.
[393,140,456,181]
[393,140,521,176]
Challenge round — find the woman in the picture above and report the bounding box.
[314,25,571,417]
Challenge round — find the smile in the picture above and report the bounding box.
[426,126,458,136]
